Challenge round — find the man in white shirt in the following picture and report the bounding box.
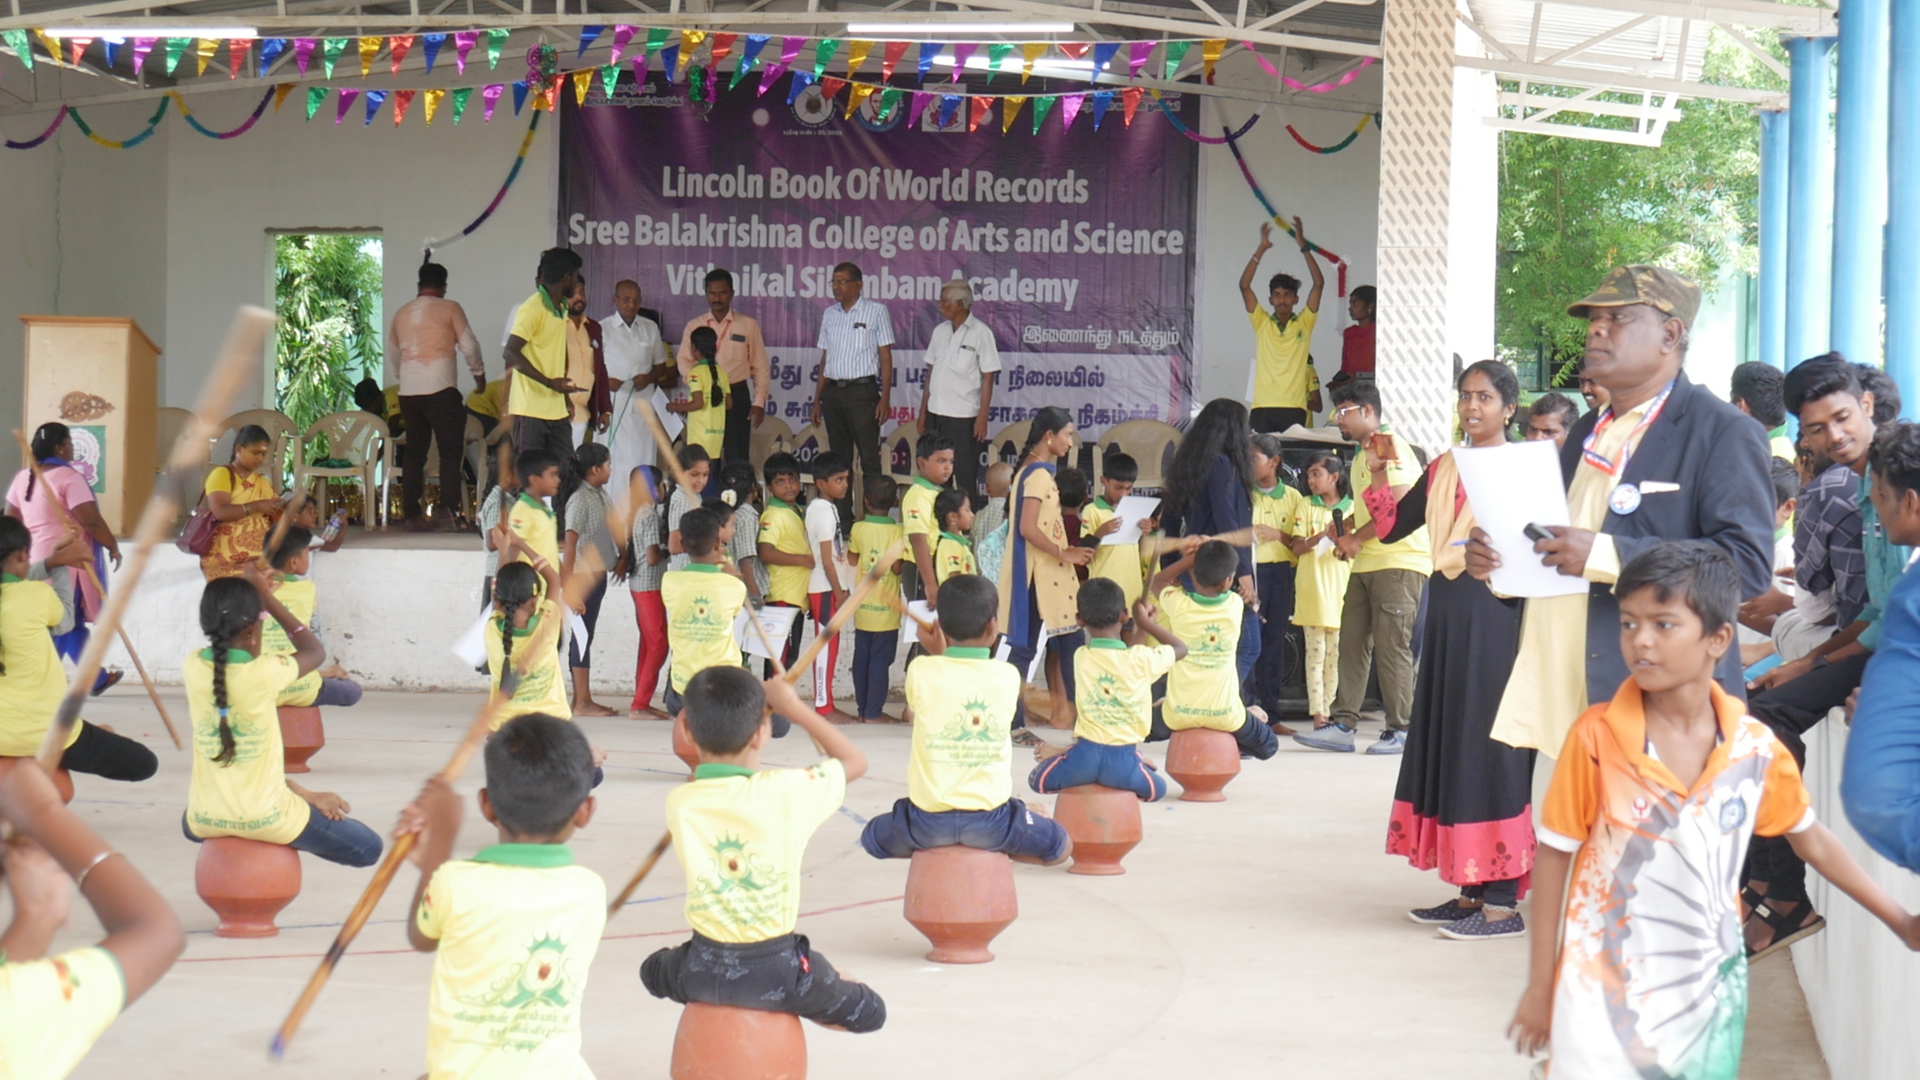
[810,263,894,506]
[599,279,675,489]
[389,261,485,530]
[919,279,1001,501]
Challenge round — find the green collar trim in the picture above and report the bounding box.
[694,763,757,780]
[1255,483,1284,498]
[766,496,798,513]
[198,648,257,662]
[939,531,972,548]
[945,646,992,659]
[537,286,566,318]
[495,611,544,638]
[0,574,19,584]
[1092,496,1113,511]
[862,515,897,526]
[679,561,723,573]
[1310,494,1353,512]
[1186,589,1231,606]
[911,476,944,492]
[1086,637,1128,651]
[471,843,574,868]
[516,492,554,518]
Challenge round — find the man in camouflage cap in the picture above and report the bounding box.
[1466,264,1775,765]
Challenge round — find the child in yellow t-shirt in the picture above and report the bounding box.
[400,713,606,1080]
[860,575,1071,864]
[1030,578,1181,802]
[503,448,564,572]
[1080,452,1144,606]
[485,535,571,728]
[849,476,905,722]
[263,526,363,709]
[1248,433,1304,732]
[0,759,182,1079]
[641,667,886,1033]
[662,507,766,728]
[184,568,382,866]
[901,431,955,605]
[668,326,728,458]
[756,453,812,671]
[1289,454,1353,731]
[932,489,977,583]
[1145,539,1279,760]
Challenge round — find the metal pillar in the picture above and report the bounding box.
[1759,109,1789,371]
[1832,0,1889,368]
[1890,4,1920,412]
[1784,35,1835,366]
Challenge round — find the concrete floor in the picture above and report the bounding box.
[51,688,1829,1079]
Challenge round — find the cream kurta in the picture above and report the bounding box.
[996,465,1079,635]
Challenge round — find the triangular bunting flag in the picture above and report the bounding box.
[877,86,902,121]
[986,43,1013,83]
[358,36,379,77]
[133,36,155,72]
[908,91,933,128]
[1128,41,1152,78]
[644,27,668,63]
[511,80,528,116]
[550,73,566,110]
[453,86,474,123]
[424,87,446,124]
[576,25,603,57]
[1030,93,1056,134]
[819,76,846,103]
[881,42,907,81]
[477,85,498,122]
[272,82,294,111]
[166,37,190,75]
[968,96,993,133]
[487,28,508,69]
[678,30,706,70]
[102,38,117,68]
[731,34,768,90]
[1090,89,1113,130]
[660,43,680,83]
[918,42,939,81]
[3,30,31,72]
[68,38,92,67]
[1090,42,1119,79]
[573,67,593,105]
[393,88,416,125]
[423,33,445,73]
[389,34,414,74]
[601,63,619,100]
[1122,86,1142,126]
[1021,42,1047,83]
[757,59,785,96]
[321,37,345,78]
[335,87,360,123]
[305,86,325,120]
[846,40,872,78]
[812,38,838,77]
[258,37,286,77]
[34,30,58,66]
[1001,95,1026,133]
[195,37,217,76]
[454,31,475,73]
[785,71,814,106]
[291,38,313,74]
[364,88,387,124]
[1162,40,1191,80]
[227,38,250,78]
[1060,92,1085,129]
[843,82,874,119]
[709,33,736,66]
[610,26,634,65]
[1201,39,1225,77]
[937,93,962,130]
[1057,42,1091,62]
[950,42,976,78]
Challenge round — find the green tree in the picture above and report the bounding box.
[273,234,383,433]
[1497,31,1788,385]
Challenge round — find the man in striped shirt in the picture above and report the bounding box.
[811,262,894,509]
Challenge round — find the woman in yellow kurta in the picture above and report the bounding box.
[199,424,281,581]
[997,406,1091,735]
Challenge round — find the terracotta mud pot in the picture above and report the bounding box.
[1165,728,1241,802]
[194,836,301,938]
[1053,784,1143,874]
[903,845,1018,963]
[278,705,325,773]
[670,1002,807,1080]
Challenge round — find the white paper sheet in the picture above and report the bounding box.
[451,609,491,669]
[650,385,684,441]
[906,600,936,630]
[1100,495,1162,546]
[734,604,801,659]
[1449,441,1588,599]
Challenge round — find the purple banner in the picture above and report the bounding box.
[558,76,1197,435]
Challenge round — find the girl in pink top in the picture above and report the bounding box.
[4,423,124,693]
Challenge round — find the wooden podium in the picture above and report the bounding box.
[20,317,160,536]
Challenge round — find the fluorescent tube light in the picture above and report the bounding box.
[42,27,259,39]
[844,22,1075,35]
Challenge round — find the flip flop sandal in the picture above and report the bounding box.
[90,668,124,697]
[1746,900,1826,962]
[1011,730,1044,748]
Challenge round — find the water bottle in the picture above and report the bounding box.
[321,510,346,544]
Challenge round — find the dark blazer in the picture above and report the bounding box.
[581,318,613,420]
[1558,371,1775,705]
[1160,456,1256,579]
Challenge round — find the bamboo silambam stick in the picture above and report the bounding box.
[1147,526,1256,557]
[12,430,183,750]
[30,308,273,772]
[606,830,673,918]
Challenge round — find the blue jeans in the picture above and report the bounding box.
[1250,563,1295,716]
[851,628,897,720]
[859,797,1069,862]
[313,678,362,707]
[1236,598,1261,706]
[1028,739,1167,801]
[182,809,384,868]
[1147,710,1280,760]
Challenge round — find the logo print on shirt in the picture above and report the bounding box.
[1719,796,1748,832]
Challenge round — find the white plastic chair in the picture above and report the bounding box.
[290,411,392,530]
[1100,419,1182,490]
[214,409,299,491]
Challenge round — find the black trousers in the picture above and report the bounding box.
[60,721,159,782]
[642,932,886,1033]
[510,414,575,517]
[821,376,883,476]
[723,380,753,466]
[1251,407,1309,434]
[400,387,467,520]
[926,411,983,503]
[1742,651,1870,905]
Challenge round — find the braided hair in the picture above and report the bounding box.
[23,422,70,501]
[492,562,541,694]
[0,517,33,676]
[199,577,261,766]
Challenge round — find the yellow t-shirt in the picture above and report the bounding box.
[1158,586,1246,732]
[262,578,321,707]
[757,501,810,608]
[1081,498,1144,606]
[0,946,125,1080]
[1348,429,1432,575]
[484,600,570,727]
[184,650,311,844]
[416,846,606,1080]
[685,362,727,458]
[899,477,942,565]
[665,759,848,943]
[0,577,83,757]
[505,494,560,571]
[1251,307,1317,411]
[466,378,508,421]
[904,650,1017,813]
[661,563,748,693]
[849,518,904,632]
[1073,639,1177,746]
[1253,484,1303,566]
[933,532,976,584]
[1290,495,1353,628]
[508,291,569,421]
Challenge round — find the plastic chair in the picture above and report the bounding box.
[390,415,486,519]
[789,423,826,477]
[153,407,206,520]
[749,415,795,475]
[993,420,1031,468]
[1101,419,1182,490]
[214,409,299,491]
[884,418,922,480]
[290,411,392,530]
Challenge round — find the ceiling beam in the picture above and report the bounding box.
[1486,115,1663,146]
[1513,0,1832,35]
[1460,54,1786,105]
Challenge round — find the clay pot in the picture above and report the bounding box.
[671,714,700,772]
[278,706,325,774]
[1165,728,1241,802]
[194,837,301,938]
[903,846,1017,964]
[670,1002,807,1080]
[1053,784,1143,875]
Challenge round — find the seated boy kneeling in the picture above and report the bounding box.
[1147,538,1279,759]
[264,526,362,709]
[1030,578,1183,801]
[1509,542,1920,1078]
[860,574,1071,865]
[400,713,606,1079]
[643,667,885,1033]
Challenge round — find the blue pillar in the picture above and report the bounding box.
[1891,5,1920,413]
[1759,109,1789,371]
[1832,0,1890,368]
[1785,35,1836,366]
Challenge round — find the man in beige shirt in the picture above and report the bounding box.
[676,268,768,465]
[564,282,611,450]
[389,262,485,530]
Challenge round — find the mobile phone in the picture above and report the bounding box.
[1523,522,1553,543]
[1368,432,1399,462]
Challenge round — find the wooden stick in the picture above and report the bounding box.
[12,431,183,749]
[606,830,673,918]
[784,540,904,682]
[31,309,272,772]
[1148,526,1256,557]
